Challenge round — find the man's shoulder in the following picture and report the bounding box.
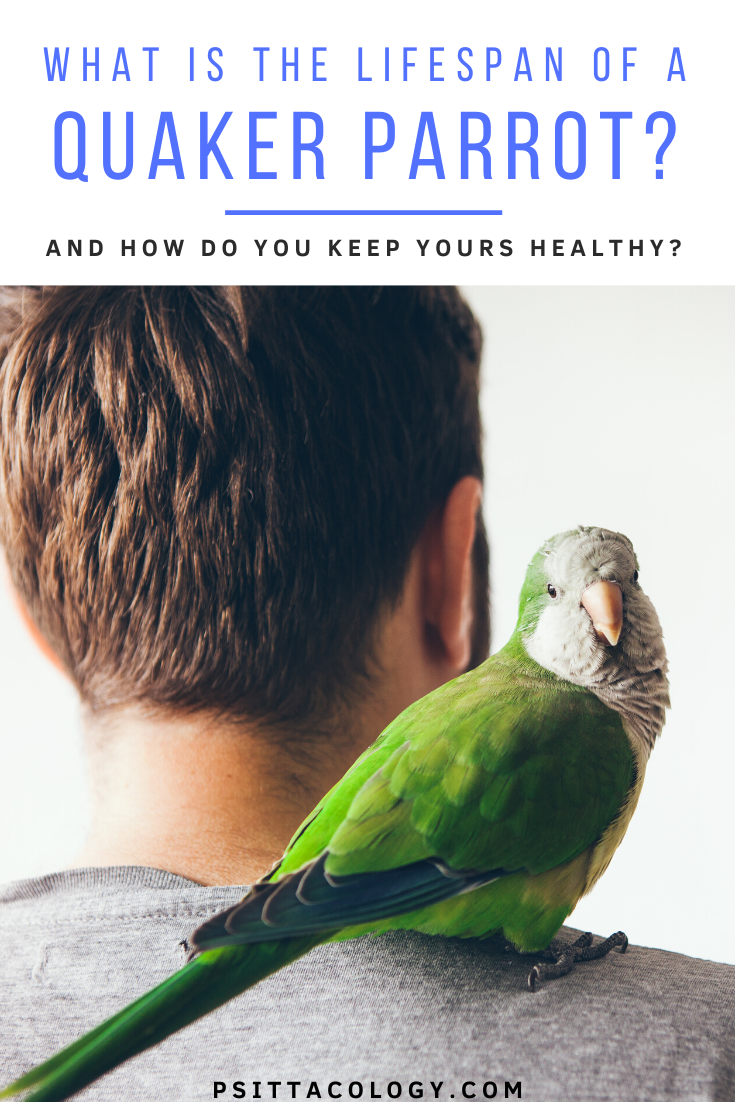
[1,867,734,1102]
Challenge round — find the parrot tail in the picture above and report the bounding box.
[0,936,321,1102]
[1,853,506,1102]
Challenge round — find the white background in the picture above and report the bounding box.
[1,285,733,965]
[0,0,732,283]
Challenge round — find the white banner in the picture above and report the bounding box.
[1,0,730,283]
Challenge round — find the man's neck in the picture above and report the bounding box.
[69,544,466,887]
[71,708,376,886]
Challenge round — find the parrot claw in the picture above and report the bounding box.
[528,945,575,990]
[527,930,628,991]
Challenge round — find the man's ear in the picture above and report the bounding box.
[423,475,483,673]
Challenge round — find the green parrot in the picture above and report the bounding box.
[2,526,669,1102]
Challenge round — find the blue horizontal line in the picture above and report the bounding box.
[224,209,503,216]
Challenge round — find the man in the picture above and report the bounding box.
[0,286,732,1101]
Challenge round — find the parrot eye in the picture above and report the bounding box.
[547,584,559,598]
[632,570,639,584]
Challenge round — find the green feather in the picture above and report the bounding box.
[0,940,321,1102]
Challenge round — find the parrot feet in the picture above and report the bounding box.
[527,930,628,991]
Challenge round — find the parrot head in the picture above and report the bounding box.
[516,527,668,697]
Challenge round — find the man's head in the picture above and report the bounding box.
[0,286,487,734]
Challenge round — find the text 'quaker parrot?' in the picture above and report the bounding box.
[2,526,670,1102]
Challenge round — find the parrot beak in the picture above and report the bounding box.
[581,581,623,646]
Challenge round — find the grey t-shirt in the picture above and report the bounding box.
[0,867,733,1102]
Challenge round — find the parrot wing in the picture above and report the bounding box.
[192,652,636,950]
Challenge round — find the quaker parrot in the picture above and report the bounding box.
[2,526,669,1102]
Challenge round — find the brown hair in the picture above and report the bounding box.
[0,287,487,729]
